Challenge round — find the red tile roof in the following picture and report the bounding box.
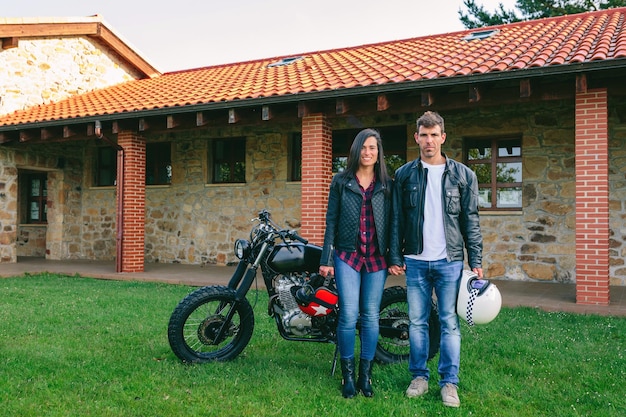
[2,8,626,128]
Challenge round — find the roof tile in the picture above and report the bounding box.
[3,8,626,127]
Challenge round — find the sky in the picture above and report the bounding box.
[3,0,519,73]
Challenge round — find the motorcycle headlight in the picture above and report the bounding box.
[234,239,251,259]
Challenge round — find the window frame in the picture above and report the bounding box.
[210,138,246,184]
[94,146,117,187]
[463,135,522,211]
[146,142,172,185]
[24,173,48,224]
[289,133,302,181]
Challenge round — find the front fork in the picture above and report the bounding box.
[215,243,268,342]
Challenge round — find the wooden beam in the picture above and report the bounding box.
[63,126,75,138]
[19,131,32,142]
[297,102,309,118]
[469,86,481,103]
[41,128,54,141]
[421,92,434,107]
[167,115,179,129]
[196,112,207,126]
[336,99,349,114]
[261,105,272,121]
[228,109,238,124]
[520,79,532,98]
[1,37,19,50]
[0,132,15,144]
[377,94,390,111]
[0,22,100,37]
[576,74,587,94]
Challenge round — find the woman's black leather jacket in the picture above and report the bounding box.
[320,173,391,267]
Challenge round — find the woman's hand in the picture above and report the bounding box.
[388,264,406,276]
[319,266,334,277]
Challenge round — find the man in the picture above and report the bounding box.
[389,111,483,408]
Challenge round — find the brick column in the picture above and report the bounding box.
[117,131,145,273]
[300,114,332,246]
[575,89,609,305]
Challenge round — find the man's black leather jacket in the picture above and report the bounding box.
[320,173,391,267]
[389,154,483,269]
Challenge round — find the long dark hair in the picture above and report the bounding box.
[339,128,391,192]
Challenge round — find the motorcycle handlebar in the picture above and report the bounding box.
[290,232,308,244]
[257,209,308,244]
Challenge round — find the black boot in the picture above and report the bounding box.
[340,358,357,398]
[357,359,374,397]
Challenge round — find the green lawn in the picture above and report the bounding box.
[0,273,624,416]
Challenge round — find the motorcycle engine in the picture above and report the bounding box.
[275,275,312,336]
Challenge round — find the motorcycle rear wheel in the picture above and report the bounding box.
[168,285,254,363]
[375,285,441,364]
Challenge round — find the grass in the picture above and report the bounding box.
[0,273,624,417]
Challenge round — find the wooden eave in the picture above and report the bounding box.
[0,20,160,78]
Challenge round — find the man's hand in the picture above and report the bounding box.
[472,267,484,279]
[388,264,406,276]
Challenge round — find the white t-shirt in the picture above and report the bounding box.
[406,161,447,261]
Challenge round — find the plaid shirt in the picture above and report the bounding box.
[337,177,387,272]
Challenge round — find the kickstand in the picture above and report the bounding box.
[331,345,339,376]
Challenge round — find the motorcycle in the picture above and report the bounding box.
[167,209,440,370]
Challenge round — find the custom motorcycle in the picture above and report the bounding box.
[167,210,439,369]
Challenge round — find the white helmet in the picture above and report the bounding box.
[457,270,502,325]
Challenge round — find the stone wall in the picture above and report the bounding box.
[78,128,303,266]
[0,37,142,116]
[16,225,46,257]
[2,100,626,285]
[608,109,626,286]
[0,143,83,261]
[142,130,302,265]
[0,147,18,262]
[446,103,578,284]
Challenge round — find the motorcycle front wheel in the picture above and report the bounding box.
[375,285,441,364]
[167,285,254,363]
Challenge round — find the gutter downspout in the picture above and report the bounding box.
[95,121,124,273]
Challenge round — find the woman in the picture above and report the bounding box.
[319,128,392,398]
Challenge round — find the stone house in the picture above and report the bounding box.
[0,15,159,259]
[1,9,626,306]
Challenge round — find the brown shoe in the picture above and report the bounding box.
[440,383,460,407]
[406,377,428,398]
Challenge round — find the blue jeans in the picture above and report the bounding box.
[405,258,463,387]
[334,253,387,361]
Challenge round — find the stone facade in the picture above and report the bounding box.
[0,37,142,116]
[3,98,626,285]
[0,30,145,262]
[16,225,46,257]
[1,26,626,289]
[0,142,83,262]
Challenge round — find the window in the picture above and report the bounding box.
[267,56,303,68]
[464,136,522,210]
[146,142,172,185]
[463,29,499,41]
[289,133,302,181]
[332,126,407,177]
[24,173,47,224]
[211,138,245,183]
[94,147,117,186]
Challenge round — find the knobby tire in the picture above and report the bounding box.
[167,285,254,363]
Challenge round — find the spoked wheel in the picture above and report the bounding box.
[167,285,254,363]
[375,286,440,364]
